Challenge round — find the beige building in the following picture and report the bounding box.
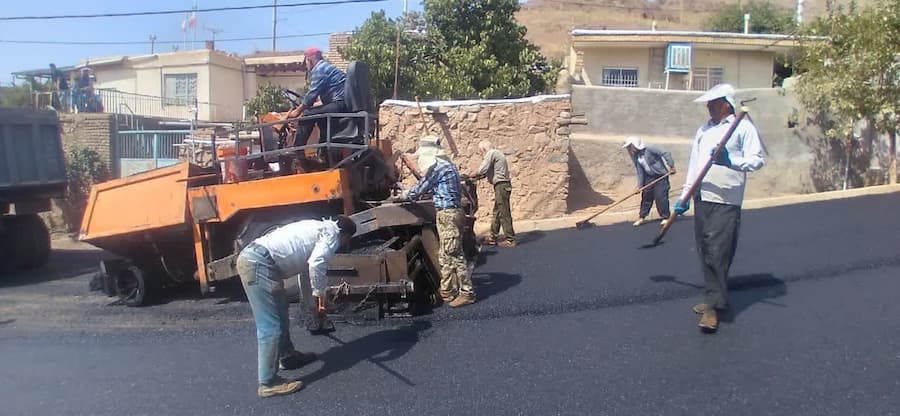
[567,30,800,91]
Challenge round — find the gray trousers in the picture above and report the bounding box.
[693,200,741,310]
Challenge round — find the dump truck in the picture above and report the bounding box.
[0,108,67,270]
[79,62,478,316]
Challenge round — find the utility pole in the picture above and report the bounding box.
[149,34,157,54]
[796,0,804,24]
[392,0,408,99]
[205,27,223,42]
[272,0,278,51]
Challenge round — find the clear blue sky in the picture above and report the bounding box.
[0,0,423,85]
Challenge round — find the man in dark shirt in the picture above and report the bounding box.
[286,48,347,147]
[49,64,69,111]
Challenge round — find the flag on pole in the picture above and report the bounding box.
[188,12,197,28]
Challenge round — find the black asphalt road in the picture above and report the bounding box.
[2,193,899,415]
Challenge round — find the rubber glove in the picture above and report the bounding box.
[711,147,732,167]
[674,198,691,215]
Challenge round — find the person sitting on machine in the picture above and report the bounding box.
[285,47,347,148]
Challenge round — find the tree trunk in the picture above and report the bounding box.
[890,130,897,185]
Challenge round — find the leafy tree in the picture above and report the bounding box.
[245,83,292,120]
[341,0,557,102]
[0,85,32,109]
[795,0,900,184]
[705,1,797,34]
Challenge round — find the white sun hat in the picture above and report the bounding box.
[415,135,449,173]
[693,83,736,109]
[622,136,645,150]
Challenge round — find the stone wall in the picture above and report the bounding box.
[58,113,116,168]
[379,96,572,224]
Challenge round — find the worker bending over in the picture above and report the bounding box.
[470,141,516,247]
[400,142,475,308]
[235,216,356,397]
[286,47,347,147]
[674,84,765,332]
[623,136,675,227]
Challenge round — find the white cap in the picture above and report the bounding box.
[622,136,645,150]
[694,83,736,110]
[415,135,450,172]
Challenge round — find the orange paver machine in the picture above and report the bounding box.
[79,62,478,316]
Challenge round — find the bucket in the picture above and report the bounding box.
[217,146,249,183]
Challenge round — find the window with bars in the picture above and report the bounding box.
[163,73,197,106]
[601,68,639,87]
[691,67,724,91]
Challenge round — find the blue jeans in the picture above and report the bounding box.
[236,244,296,385]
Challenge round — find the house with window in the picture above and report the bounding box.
[567,30,800,91]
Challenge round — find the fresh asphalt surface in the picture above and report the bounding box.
[2,193,899,415]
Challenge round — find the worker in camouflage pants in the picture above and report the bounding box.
[401,140,475,308]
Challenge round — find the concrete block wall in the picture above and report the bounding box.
[379,96,572,224]
[58,113,116,169]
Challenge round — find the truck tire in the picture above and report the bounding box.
[2,214,51,270]
[115,266,162,307]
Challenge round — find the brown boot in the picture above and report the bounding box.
[481,236,497,246]
[448,293,475,308]
[258,376,303,398]
[498,239,517,248]
[692,303,708,314]
[698,309,718,332]
[440,290,457,303]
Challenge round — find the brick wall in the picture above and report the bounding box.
[58,113,116,169]
[379,96,572,225]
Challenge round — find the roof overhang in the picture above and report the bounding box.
[571,30,814,53]
[244,55,307,73]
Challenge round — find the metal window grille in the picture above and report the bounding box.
[163,73,197,106]
[602,68,639,87]
[691,67,724,91]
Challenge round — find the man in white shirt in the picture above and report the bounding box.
[235,215,356,397]
[672,84,765,332]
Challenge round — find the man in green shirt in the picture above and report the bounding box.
[470,141,516,247]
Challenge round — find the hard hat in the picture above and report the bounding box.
[694,83,736,110]
[622,136,645,150]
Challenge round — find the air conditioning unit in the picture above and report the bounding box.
[666,43,692,73]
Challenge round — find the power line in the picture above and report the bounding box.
[0,0,387,21]
[0,32,335,46]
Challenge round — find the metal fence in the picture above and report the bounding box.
[30,89,216,120]
[116,130,190,177]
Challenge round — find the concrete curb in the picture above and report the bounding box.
[478,184,900,235]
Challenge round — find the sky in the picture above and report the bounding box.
[0,0,423,85]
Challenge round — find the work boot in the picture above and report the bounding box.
[448,293,475,308]
[279,351,317,371]
[481,236,497,246]
[692,303,707,314]
[306,314,335,335]
[498,239,517,248]
[439,290,457,303]
[258,376,303,398]
[633,218,647,227]
[698,309,719,332]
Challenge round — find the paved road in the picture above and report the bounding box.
[1,193,899,415]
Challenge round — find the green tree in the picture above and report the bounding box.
[245,83,292,120]
[705,1,797,34]
[340,0,557,102]
[0,85,32,109]
[795,0,900,184]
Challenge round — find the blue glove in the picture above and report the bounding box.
[711,147,732,167]
[674,198,690,215]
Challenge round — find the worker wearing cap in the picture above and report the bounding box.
[673,84,765,332]
[400,139,475,308]
[623,136,676,227]
[470,141,516,247]
[287,47,347,147]
[235,216,356,397]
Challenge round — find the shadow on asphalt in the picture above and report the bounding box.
[649,273,787,323]
[305,320,432,386]
[0,319,15,326]
[472,272,522,302]
[0,249,109,288]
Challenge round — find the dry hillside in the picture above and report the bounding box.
[516,0,865,59]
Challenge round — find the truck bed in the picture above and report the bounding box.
[0,108,67,200]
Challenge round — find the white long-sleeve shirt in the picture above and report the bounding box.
[254,219,340,297]
[680,114,765,206]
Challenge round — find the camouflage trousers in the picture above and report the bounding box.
[436,208,473,297]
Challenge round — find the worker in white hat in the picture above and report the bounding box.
[399,136,476,308]
[673,83,765,332]
[622,136,676,227]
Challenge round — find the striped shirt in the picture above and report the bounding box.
[407,159,461,209]
[302,60,346,107]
